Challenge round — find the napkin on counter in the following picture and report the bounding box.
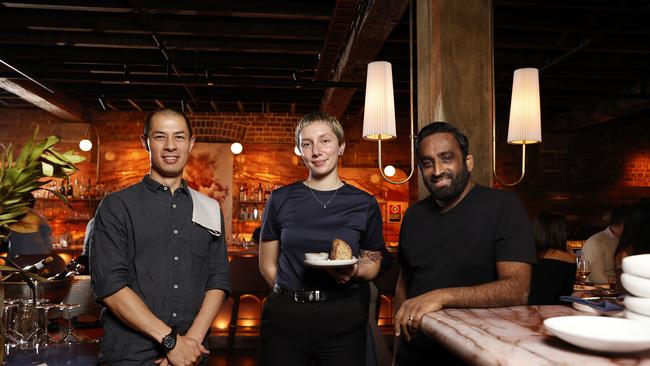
[559,296,624,313]
[188,188,222,236]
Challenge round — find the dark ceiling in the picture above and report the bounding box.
[0,0,649,132]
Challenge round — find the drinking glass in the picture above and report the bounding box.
[576,258,592,285]
[58,303,81,345]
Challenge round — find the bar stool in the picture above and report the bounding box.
[226,255,269,358]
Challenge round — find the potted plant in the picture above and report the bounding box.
[0,127,84,359]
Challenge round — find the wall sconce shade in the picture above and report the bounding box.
[362,61,396,141]
[507,68,542,145]
[492,67,543,186]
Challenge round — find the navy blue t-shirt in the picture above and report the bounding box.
[261,181,385,290]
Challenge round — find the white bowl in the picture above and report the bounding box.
[621,273,650,298]
[623,254,650,279]
[304,252,329,261]
[625,295,650,317]
[544,316,650,353]
[625,309,650,324]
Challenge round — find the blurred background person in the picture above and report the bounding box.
[6,194,53,260]
[614,200,650,290]
[528,211,576,305]
[582,205,627,284]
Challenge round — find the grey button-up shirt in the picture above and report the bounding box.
[90,175,230,364]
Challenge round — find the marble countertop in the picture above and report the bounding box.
[420,305,650,366]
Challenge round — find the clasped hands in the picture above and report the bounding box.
[155,334,209,366]
[394,290,445,341]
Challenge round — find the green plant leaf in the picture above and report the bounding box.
[0,208,28,220]
[41,161,54,176]
[15,140,33,169]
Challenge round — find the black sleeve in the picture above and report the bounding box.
[90,194,131,300]
[494,193,537,264]
[205,210,231,296]
[260,190,280,241]
[359,198,385,252]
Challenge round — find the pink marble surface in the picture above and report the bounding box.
[420,305,650,366]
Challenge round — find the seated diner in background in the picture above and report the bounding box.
[581,205,626,285]
[528,211,576,305]
[614,200,650,292]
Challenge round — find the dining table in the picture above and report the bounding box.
[420,305,650,366]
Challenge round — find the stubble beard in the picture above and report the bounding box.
[427,164,470,205]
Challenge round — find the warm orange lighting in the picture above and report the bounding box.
[622,152,650,187]
[57,253,73,264]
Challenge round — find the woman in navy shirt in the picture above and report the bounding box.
[258,111,385,366]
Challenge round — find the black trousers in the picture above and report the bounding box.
[258,288,369,366]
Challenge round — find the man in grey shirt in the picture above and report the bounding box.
[582,206,627,284]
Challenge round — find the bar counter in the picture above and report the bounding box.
[420,305,650,365]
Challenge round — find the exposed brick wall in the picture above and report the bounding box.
[0,109,412,171]
[494,116,650,238]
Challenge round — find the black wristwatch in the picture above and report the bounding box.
[161,326,177,352]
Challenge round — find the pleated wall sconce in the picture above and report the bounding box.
[492,67,542,185]
[361,2,415,184]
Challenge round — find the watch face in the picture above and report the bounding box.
[162,334,176,351]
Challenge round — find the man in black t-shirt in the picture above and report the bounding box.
[394,122,536,365]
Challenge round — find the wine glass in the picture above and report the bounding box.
[576,258,592,285]
[35,302,57,348]
[58,303,81,345]
[3,299,20,355]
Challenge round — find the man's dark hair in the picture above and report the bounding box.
[533,211,568,254]
[143,108,193,138]
[415,122,469,158]
[610,205,628,226]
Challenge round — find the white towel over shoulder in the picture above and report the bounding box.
[188,188,222,237]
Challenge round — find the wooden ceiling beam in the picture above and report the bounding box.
[0,58,84,120]
[1,1,333,20]
[550,98,650,131]
[0,10,329,41]
[0,31,322,55]
[4,45,318,69]
[315,0,359,81]
[321,0,410,118]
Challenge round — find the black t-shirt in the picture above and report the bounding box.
[261,181,385,290]
[528,258,576,305]
[398,184,536,298]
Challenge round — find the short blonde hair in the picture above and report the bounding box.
[294,111,345,148]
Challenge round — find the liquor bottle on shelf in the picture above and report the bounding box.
[256,183,263,201]
[264,184,271,201]
[66,178,74,199]
[22,256,54,274]
[239,183,247,201]
[59,178,67,197]
[87,178,93,199]
[73,178,81,199]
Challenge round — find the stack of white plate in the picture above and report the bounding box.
[621,254,650,323]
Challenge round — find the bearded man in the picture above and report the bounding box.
[393,122,536,365]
